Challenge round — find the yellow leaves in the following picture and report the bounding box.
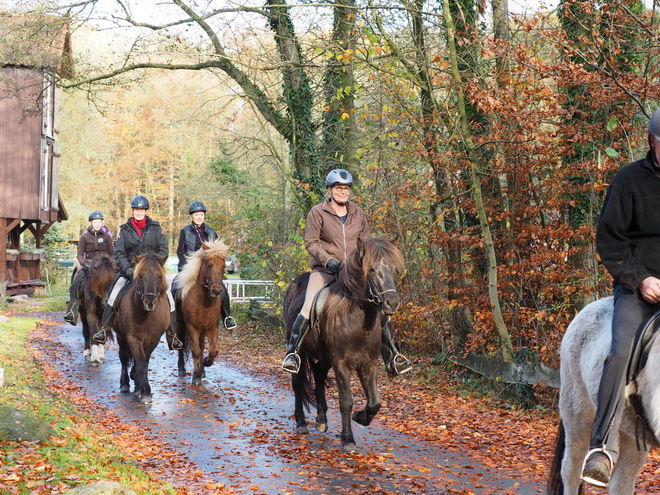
[341,112,349,120]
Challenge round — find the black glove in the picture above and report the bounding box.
[82,262,90,269]
[125,266,135,279]
[327,258,343,274]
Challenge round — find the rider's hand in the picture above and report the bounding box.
[327,258,343,274]
[639,276,660,304]
[125,266,135,279]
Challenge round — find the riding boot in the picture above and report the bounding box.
[166,311,184,351]
[282,314,310,374]
[221,286,237,330]
[381,316,412,377]
[93,302,114,344]
[63,297,79,325]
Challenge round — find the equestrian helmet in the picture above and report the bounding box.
[325,169,353,188]
[88,210,104,221]
[189,200,207,214]
[649,108,660,140]
[131,195,150,210]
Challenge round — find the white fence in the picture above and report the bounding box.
[226,279,275,303]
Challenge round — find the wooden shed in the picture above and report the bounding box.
[0,14,73,296]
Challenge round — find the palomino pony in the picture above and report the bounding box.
[172,239,230,385]
[284,235,405,453]
[113,253,170,404]
[548,296,660,495]
[79,254,117,364]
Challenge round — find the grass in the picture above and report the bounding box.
[0,301,179,495]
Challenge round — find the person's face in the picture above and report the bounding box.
[132,208,147,221]
[330,185,351,204]
[191,211,205,226]
[90,219,103,231]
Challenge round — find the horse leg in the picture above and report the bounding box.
[292,370,310,435]
[609,430,648,495]
[334,363,357,453]
[118,343,132,394]
[352,366,381,426]
[177,349,187,377]
[80,311,91,360]
[313,361,330,433]
[202,327,219,368]
[131,345,152,404]
[190,328,204,385]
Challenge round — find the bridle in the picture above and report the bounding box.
[367,275,397,306]
[202,262,224,295]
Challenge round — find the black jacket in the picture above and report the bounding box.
[597,151,660,291]
[176,222,218,271]
[115,216,169,277]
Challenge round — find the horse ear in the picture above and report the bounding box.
[391,234,399,246]
[157,255,168,266]
[202,242,211,251]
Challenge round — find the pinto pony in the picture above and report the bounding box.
[79,254,117,364]
[548,297,660,495]
[172,239,230,385]
[284,235,405,453]
[113,253,170,404]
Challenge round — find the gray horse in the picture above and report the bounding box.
[548,296,660,495]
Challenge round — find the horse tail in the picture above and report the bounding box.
[297,354,316,410]
[547,419,566,495]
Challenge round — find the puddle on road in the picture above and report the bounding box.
[47,320,545,495]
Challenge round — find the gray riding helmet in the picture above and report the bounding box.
[325,169,353,188]
[649,109,660,141]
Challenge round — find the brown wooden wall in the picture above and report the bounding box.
[0,66,56,221]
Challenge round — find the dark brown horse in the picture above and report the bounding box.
[113,253,169,404]
[284,235,405,453]
[172,239,230,385]
[79,254,117,364]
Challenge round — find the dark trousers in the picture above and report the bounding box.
[590,284,660,457]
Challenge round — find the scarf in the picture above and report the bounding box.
[131,217,147,238]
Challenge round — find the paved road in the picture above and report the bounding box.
[43,316,545,495]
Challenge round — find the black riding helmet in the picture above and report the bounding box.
[131,195,150,210]
[189,200,207,214]
[325,169,353,188]
[88,210,104,221]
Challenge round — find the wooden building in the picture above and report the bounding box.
[0,14,73,296]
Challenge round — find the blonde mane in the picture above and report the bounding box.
[173,239,231,299]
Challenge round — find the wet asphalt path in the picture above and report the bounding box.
[43,316,545,495]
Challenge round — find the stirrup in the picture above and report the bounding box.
[580,448,613,488]
[93,329,107,344]
[64,309,76,325]
[392,353,413,375]
[224,316,238,330]
[282,353,301,374]
[171,335,183,351]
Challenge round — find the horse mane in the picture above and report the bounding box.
[89,254,117,297]
[134,253,168,295]
[174,239,231,300]
[334,235,404,313]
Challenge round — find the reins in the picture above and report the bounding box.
[367,277,396,305]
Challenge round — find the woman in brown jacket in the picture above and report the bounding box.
[281,169,412,376]
[64,211,115,325]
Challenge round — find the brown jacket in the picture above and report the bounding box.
[77,227,114,265]
[304,198,371,270]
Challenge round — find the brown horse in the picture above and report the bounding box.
[172,239,230,385]
[113,253,169,404]
[79,254,117,364]
[284,235,405,453]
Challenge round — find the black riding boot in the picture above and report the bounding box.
[282,314,310,374]
[381,316,413,377]
[166,311,184,351]
[63,297,79,325]
[221,286,237,330]
[93,302,114,344]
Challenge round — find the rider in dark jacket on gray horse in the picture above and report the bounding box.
[175,200,236,329]
[93,195,182,350]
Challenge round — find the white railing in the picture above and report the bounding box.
[226,279,275,303]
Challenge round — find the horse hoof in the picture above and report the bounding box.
[203,358,214,367]
[192,377,202,386]
[83,349,91,361]
[178,369,187,378]
[140,395,153,405]
[342,443,358,454]
[315,421,327,433]
[296,425,310,435]
[120,385,130,394]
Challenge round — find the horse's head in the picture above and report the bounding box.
[133,254,168,311]
[343,235,405,315]
[199,241,230,298]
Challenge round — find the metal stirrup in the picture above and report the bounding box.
[282,353,301,374]
[224,316,238,330]
[393,353,412,374]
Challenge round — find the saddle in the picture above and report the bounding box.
[626,309,660,448]
[308,280,333,343]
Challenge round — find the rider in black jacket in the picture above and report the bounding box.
[175,200,236,329]
[93,195,182,350]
